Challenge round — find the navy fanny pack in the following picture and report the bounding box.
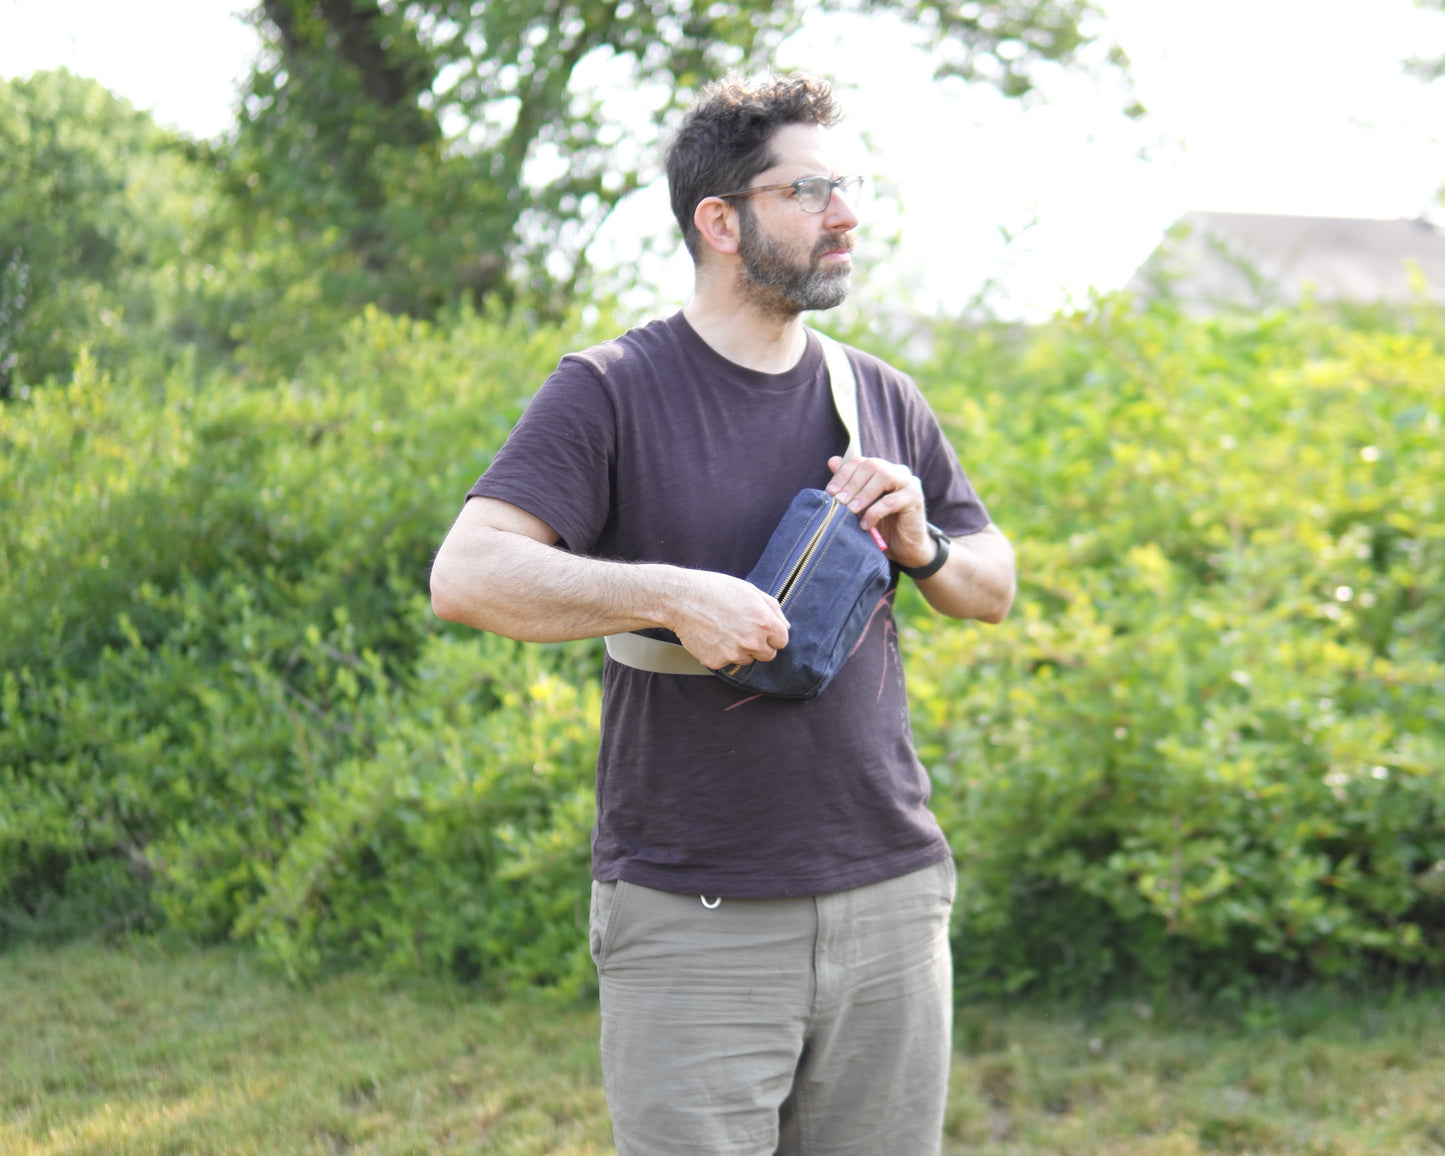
[711,487,892,700]
[602,330,892,698]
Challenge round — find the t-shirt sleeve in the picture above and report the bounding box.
[865,361,994,540]
[910,390,993,539]
[466,355,614,553]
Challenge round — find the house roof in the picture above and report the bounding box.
[1126,210,1445,313]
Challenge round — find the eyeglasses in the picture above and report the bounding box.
[713,175,865,214]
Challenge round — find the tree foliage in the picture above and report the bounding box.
[1409,0,1445,85]
[0,71,223,396]
[229,0,1127,324]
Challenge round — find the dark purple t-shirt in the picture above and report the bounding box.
[469,312,992,898]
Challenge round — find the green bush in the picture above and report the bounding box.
[2,291,1442,998]
[905,296,1445,996]
[234,632,600,996]
[0,305,599,990]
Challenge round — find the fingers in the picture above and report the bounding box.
[670,574,791,669]
[747,595,791,662]
[704,611,789,668]
[825,455,925,532]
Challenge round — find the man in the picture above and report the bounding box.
[431,72,1015,1156]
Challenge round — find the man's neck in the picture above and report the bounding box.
[682,292,810,374]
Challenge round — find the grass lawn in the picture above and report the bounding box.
[3,940,1445,1154]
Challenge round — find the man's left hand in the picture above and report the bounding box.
[825,455,936,572]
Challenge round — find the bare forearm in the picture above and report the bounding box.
[430,498,791,668]
[431,526,680,642]
[825,456,1015,625]
[915,523,1016,623]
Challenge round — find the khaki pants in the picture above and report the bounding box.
[589,859,957,1156]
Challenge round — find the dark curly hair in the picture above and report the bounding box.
[665,72,842,259]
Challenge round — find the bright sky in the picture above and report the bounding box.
[4,0,1445,319]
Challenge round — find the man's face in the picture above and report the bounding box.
[733,124,860,317]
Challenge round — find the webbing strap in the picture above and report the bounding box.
[604,630,711,675]
[819,332,860,462]
[603,330,859,677]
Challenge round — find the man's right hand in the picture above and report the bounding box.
[667,570,790,670]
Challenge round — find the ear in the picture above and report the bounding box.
[692,196,741,257]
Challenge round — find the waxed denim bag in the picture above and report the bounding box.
[710,487,892,700]
[602,331,890,697]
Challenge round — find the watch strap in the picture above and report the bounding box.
[900,523,950,581]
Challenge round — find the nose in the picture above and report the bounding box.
[823,184,860,231]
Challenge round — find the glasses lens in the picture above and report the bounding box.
[797,176,865,212]
[794,177,832,212]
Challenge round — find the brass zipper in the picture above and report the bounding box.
[776,499,839,609]
[723,498,841,676]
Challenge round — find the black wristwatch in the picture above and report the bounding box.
[900,523,950,581]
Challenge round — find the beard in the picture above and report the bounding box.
[735,213,854,317]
